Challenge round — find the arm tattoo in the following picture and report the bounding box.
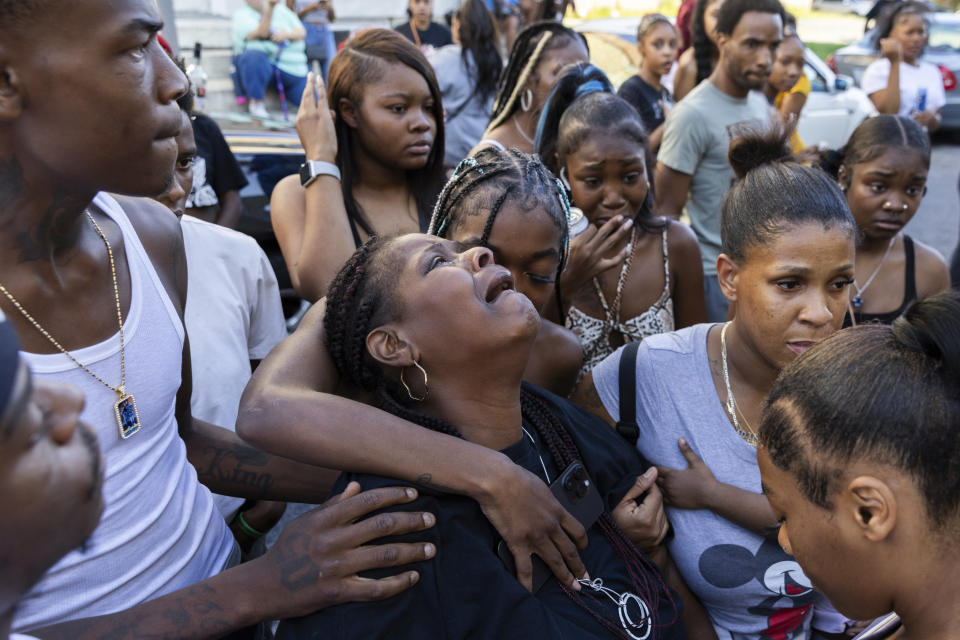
[195,441,275,498]
[415,473,465,495]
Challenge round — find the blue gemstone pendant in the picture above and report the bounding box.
[852,295,863,308]
[114,393,142,439]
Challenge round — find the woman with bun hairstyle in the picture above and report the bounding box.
[673,0,724,101]
[575,123,859,638]
[820,114,949,326]
[759,290,960,639]
[535,64,707,386]
[271,29,445,301]
[472,21,589,155]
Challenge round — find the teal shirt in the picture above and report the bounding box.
[232,4,308,78]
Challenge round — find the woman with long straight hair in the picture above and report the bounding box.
[270,29,446,301]
[428,0,503,167]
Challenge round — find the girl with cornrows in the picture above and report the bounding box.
[576,124,860,638]
[271,29,445,301]
[759,291,960,640]
[819,114,949,326]
[470,21,589,156]
[536,65,706,386]
[673,0,724,101]
[271,232,714,638]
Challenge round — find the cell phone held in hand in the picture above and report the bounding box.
[497,460,604,592]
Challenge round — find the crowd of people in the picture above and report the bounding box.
[0,0,958,639]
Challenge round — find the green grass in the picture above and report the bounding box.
[807,41,847,61]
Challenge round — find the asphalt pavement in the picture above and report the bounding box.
[911,132,960,263]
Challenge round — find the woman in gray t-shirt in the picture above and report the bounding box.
[581,125,862,638]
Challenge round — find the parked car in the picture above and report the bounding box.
[830,11,960,128]
[811,0,874,17]
[573,17,874,148]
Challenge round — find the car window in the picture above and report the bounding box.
[805,61,828,92]
[928,23,960,52]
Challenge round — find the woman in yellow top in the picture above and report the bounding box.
[763,28,809,153]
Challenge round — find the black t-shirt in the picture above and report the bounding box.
[185,113,248,210]
[618,76,672,137]
[276,384,686,640]
[395,21,453,49]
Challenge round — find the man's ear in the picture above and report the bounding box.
[366,325,417,369]
[847,476,897,542]
[0,65,24,121]
[716,253,740,304]
[714,32,730,54]
[338,97,359,129]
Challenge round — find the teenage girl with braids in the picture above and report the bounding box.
[270,29,445,301]
[469,21,589,156]
[673,0,724,101]
[818,115,950,327]
[759,290,960,640]
[271,233,708,639]
[575,124,861,638]
[535,66,707,385]
[429,147,584,395]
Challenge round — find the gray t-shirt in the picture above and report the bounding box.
[593,324,821,639]
[658,82,772,276]
[427,45,495,167]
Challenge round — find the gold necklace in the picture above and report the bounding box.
[720,322,758,447]
[0,211,141,439]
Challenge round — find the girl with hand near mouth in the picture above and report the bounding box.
[575,124,859,639]
[271,29,446,301]
[819,114,950,326]
[536,66,707,388]
[617,14,680,153]
[861,1,944,131]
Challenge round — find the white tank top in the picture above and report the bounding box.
[14,194,234,631]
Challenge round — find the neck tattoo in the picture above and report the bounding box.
[0,211,141,439]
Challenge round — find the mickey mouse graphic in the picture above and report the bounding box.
[699,539,819,640]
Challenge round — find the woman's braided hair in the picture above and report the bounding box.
[691,0,720,84]
[429,147,571,278]
[486,22,588,134]
[323,235,678,637]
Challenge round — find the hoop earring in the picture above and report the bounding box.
[400,361,429,402]
[559,167,572,191]
[520,88,533,113]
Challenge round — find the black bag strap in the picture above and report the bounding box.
[615,341,642,446]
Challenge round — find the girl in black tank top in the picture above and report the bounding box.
[821,115,950,327]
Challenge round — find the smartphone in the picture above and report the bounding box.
[497,461,604,592]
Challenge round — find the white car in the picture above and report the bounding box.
[574,18,875,150]
[797,48,876,148]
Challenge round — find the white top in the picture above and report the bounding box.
[860,58,946,116]
[181,216,287,519]
[13,194,234,632]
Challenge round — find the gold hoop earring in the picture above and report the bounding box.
[400,361,429,402]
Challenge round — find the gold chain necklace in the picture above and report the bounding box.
[0,211,141,439]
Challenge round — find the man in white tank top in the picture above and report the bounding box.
[0,1,437,636]
[0,313,104,640]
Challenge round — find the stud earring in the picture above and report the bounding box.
[400,361,429,402]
